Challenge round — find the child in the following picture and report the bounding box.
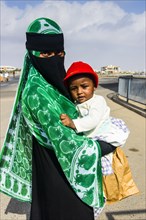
[61,61,129,148]
[60,61,130,174]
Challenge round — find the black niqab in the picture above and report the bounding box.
[29,53,71,99]
[26,33,71,100]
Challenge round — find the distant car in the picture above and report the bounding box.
[0,73,9,82]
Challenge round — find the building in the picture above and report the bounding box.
[0,66,16,72]
[101,65,120,74]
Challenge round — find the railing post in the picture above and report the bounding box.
[126,76,132,103]
[126,78,129,102]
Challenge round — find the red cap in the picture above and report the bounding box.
[64,61,98,87]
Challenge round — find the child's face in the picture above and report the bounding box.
[68,75,95,103]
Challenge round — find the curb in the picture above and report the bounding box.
[107,92,146,118]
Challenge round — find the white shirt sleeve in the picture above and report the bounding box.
[73,95,110,133]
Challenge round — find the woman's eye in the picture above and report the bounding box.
[41,51,48,55]
[40,52,54,57]
[57,51,65,57]
[46,52,54,56]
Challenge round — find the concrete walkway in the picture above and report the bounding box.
[97,85,146,220]
[0,80,146,220]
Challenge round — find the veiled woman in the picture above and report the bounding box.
[0,17,117,220]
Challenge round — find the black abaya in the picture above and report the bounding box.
[30,137,94,220]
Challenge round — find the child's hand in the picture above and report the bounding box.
[60,114,76,129]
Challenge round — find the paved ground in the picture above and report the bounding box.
[0,78,146,220]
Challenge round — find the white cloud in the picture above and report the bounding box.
[0,0,145,71]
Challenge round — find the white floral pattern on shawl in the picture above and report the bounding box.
[0,60,104,209]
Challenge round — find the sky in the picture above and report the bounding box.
[0,0,146,72]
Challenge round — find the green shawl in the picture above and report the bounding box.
[0,17,104,209]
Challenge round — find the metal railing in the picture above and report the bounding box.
[118,76,146,105]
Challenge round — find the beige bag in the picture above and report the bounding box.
[103,147,139,204]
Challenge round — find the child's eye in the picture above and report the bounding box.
[82,85,88,88]
[70,87,76,91]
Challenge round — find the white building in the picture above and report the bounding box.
[101,65,120,74]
